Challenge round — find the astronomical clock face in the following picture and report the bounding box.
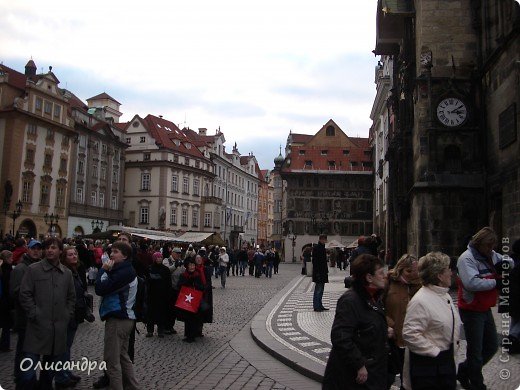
[436,97,468,127]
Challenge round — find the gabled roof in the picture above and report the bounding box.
[290,133,313,144]
[87,92,121,105]
[142,114,208,160]
[282,119,372,173]
[182,128,215,148]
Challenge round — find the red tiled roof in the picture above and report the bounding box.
[182,128,214,147]
[0,64,27,91]
[114,122,128,132]
[143,115,208,160]
[290,133,313,144]
[66,90,88,111]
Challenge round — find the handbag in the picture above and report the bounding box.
[175,286,203,314]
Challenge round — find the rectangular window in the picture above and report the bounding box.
[92,165,98,178]
[114,149,119,160]
[305,160,312,168]
[139,206,149,224]
[22,181,31,203]
[46,128,54,139]
[56,187,64,207]
[62,136,69,146]
[113,169,119,183]
[28,124,37,135]
[44,153,53,168]
[140,136,146,143]
[185,157,189,165]
[79,135,87,148]
[99,192,105,208]
[193,179,200,196]
[170,208,177,225]
[54,104,61,118]
[102,144,107,154]
[126,137,131,144]
[181,209,188,226]
[91,191,97,206]
[101,166,106,180]
[35,97,42,111]
[141,172,151,190]
[144,152,150,161]
[40,184,50,205]
[44,101,52,114]
[192,209,199,227]
[183,177,189,194]
[78,161,84,174]
[60,158,67,172]
[76,187,84,203]
[25,149,35,164]
[93,141,99,151]
[172,175,178,192]
[204,212,211,227]
[195,160,200,168]
[111,195,117,210]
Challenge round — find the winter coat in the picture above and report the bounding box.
[147,263,172,324]
[402,285,462,390]
[70,269,89,327]
[95,259,137,321]
[219,253,229,267]
[384,276,421,347]
[312,242,328,284]
[323,286,388,389]
[9,254,39,330]
[457,244,508,312]
[19,258,75,355]
[0,262,13,327]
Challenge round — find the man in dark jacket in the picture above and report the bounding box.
[9,239,43,385]
[18,237,75,389]
[312,234,329,311]
[95,241,139,390]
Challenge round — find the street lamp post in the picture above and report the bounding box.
[44,213,60,237]
[289,233,297,263]
[6,200,23,236]
[91,219,104,233]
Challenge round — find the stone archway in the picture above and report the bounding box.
[18,219,37,239]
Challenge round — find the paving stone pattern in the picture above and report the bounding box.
[0,263,306,390]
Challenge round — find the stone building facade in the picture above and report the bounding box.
[374,0,519,260]
[280,120,373,261]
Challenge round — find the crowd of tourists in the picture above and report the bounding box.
[0,233,282,390]
[320,227,520,390]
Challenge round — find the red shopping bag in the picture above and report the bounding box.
[175,286,203,313]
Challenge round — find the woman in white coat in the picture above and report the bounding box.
[402,252,461,390]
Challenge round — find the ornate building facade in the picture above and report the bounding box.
[373,0,519,260]
[279,119,373,261]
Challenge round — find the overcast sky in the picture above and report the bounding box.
[0,0,378,169]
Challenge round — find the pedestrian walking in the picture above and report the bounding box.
[402,252,462,390]
[312,234,329,311]
[18,237,76,389]
[456,227,513,390]
[218,247,229,288]
[95,241,140,390]
[323,254,389,389]
[383,254,421,388]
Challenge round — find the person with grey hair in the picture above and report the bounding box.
[402,252,461,390]
[456,227,513,390]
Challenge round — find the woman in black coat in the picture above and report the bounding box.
[323,254,390,390]
[146,252,173,337]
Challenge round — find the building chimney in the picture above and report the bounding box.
[198,128,207,136]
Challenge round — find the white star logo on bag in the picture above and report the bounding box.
[185,293,194,303]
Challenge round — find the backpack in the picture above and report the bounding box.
[133,276,148,323]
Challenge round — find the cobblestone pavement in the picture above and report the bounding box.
[0,263,319,390]
[259,266,520,390]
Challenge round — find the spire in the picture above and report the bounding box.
[25,58,37,77]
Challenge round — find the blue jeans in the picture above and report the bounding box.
[18,352,58,389]
[239,260,248,275]
[55,324,77,384]
[313,283,325,310]
[458,309,498,389]
[266,263,273,278]
[219,266,227,287]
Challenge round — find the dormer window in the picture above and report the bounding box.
[321,150,328,156]
[140,137,146,143]
[185,142,192,150]
[299,150,306,155]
